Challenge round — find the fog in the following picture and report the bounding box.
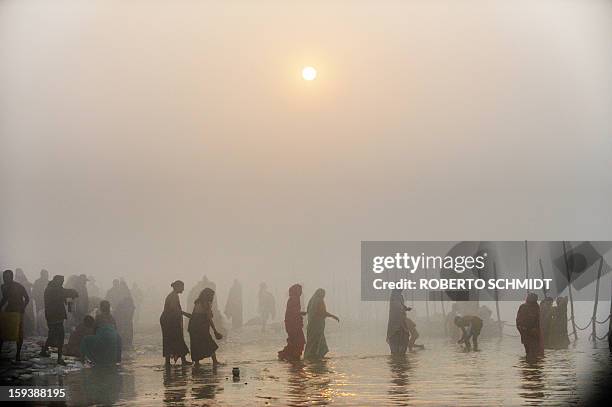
[1,0,611,327]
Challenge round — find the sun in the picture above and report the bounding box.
[302,66,317,81]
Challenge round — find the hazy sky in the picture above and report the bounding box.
[1,0,611,299]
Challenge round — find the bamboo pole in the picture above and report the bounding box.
[562,241,578,342]
[493,262,502,336]
[609,278,612,343]
[425,267,430,321]
[591,257,603,345]
[425,291,430,322]
[440,290,446,317]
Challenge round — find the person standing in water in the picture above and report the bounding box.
[115,280,135,349]
[65,274,89,331]
[516,292,543,359]
[32,269,49,334]
[278,284,307,361]
[188,275,226,336]
[387,289,413,355]
[160,281,191,367]
[539,297,554,349]
[224,279,243,330]
[32,269,49,313]
[40,275,78,365]
[304,288,339,360]
[550,296,570,349]
[0,269,30,361]
[258,282,276,332]
[14,268,35,337]
[187,288,223,367]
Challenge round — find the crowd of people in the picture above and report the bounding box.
[2,267,609,371]
[160,280,341,366]
[0,269,136,366]
[516,292,573,360]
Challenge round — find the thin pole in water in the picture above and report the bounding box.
[493,262,502,337]
[562,241,578,342]
[591,257,603,346]
[609,277,612,341]
[425,267,430,321]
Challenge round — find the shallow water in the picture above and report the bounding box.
[35,326,611,406]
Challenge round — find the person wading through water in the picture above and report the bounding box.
[160,280,192,367]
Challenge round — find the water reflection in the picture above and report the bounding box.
[281,359,336,406]
[68,365,135,405]
[305,359,334,405]
[191,364,223,400]
[45,332,610,405]
[517,356,545,404]
[285,361,307,406]
[387,355,414,406]
[162,365,188,403]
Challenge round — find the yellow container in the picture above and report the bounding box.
[0,312,21,341]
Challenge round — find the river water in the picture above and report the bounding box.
[34,324,611,406]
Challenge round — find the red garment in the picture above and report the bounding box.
[278,284,305,361]
[516,301,543,357]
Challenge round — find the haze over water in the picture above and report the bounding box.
[2,1,612,405]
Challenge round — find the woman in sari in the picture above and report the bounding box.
[304,288,339,360]
[80,303,121,366]
[387,289,411,355]
[278,284,307,361]
[188,287,223,366]
[160,281,191,366]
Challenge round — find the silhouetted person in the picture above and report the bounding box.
[40,275,78,365]
[115,280,135,349]
[160,281,191,367]
[446,303,461,340]
[0,269,30,361]
[406,316,422,352]
[278,284,307,361]
[95,300,117,330]
[188,288,223,366]
[387,289,411,355]
[454,315,483,351]
[304,288,339,360]
[258,282,276,332]
[105,279,122,310]
[516,293,543,359]
[539,297,554,349]
[64,315,95,358]
[131,282,143,326]
[550,296,570,349]
[82,301,121,365]
[32,269,49,313]
[66,274,89,330]
[188,275,226,335]
[32,269,49,333]
[14,268,35,337]
[86,276,101,299]
[224,279,243,329]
